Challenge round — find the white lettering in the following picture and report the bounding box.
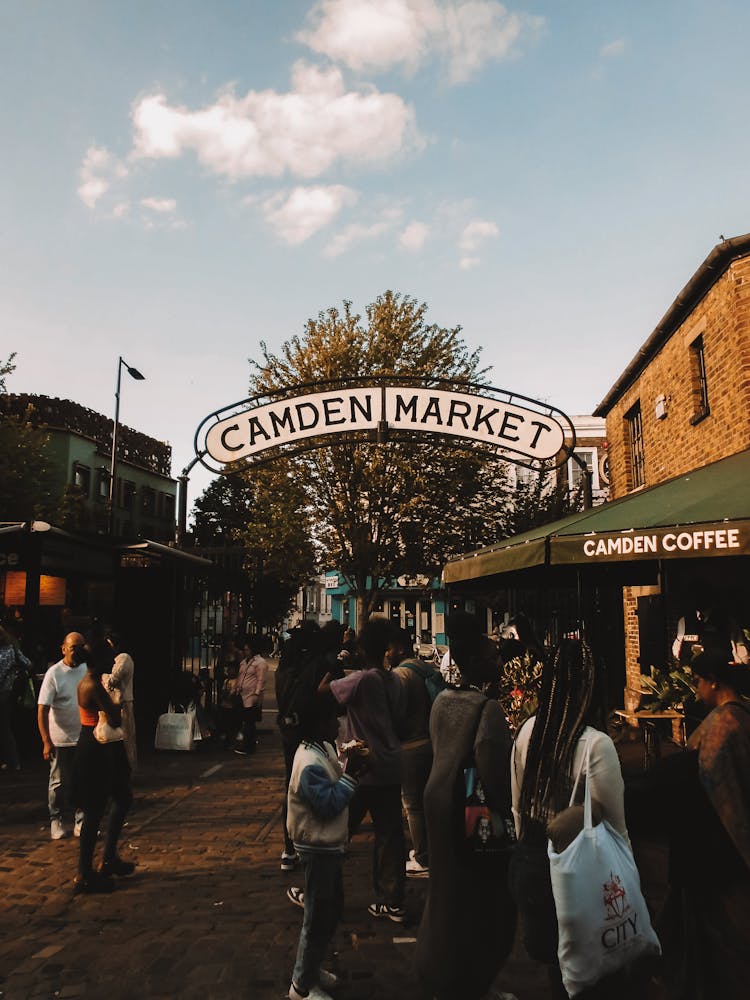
[728,528,740,548]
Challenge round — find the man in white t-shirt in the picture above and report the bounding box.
[37,632,87,840]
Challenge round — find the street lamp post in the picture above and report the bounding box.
[109,356,145,536]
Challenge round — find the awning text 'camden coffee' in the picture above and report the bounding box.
[553,522,750,564]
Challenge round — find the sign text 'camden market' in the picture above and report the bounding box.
[198,385,569,469]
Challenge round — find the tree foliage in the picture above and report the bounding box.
[192,461,317,627]
[0,355,58,521]
[249,291,518,621]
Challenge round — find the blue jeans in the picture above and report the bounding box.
[48,745,83,825]
[292,851,344,993]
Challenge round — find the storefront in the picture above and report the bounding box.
[444,447,750,707]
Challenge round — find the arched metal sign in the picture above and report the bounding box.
[194,376,576,474]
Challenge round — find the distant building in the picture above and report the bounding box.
[1,394,176,541]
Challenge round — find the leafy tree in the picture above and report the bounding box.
[250,292,516,624]
[192,461,317,628]
[500,466,584,539]
[0,355,58,521]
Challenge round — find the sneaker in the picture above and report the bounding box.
[405,855,429,878]
[73,872,116,895]
[289,983,333,1000]
[50,818,66,840]
[74,817,83,838]
[280,851,300,871]
[367,902,406,923]
[99,857,136,877]
[318,969,340,990]
[287,885,305,908]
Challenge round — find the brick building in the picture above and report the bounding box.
[594,233,750,697]
[443,233,750,712]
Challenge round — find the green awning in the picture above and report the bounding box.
[443,448,750,584]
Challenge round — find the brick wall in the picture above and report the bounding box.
[605,256,750,498]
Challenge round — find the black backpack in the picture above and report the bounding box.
[402,658,447,704]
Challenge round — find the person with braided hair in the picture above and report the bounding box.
[509,638,628,996]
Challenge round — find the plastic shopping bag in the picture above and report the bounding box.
[548,739,661,997]
[155,702,198,751]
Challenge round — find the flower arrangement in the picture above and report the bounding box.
[497,650,543,733]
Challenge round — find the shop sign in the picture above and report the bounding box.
[325,575,340,589]
[196,380,574,473]
[396,574,431,588]
[552,521,750,564]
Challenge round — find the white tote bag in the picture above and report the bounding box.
[154,702,198,751]
[548,738,661,997]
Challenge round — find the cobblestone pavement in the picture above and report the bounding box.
[0,668,670,1000]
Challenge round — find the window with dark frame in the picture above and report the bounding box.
[122,480,137,511]
[142,486,157,515]
[96,469,109,502]
[73,463,91,497]
[690,334,710,423]
[159,492,176,520]
[626,401,645,489]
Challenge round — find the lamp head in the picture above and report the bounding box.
[126,364,145,380]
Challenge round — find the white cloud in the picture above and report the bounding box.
[298,0,543,83]
[399,220,430,251]
[458,218,498,268]
[459,255,480,270]
[130,62,420,181]
[261,185,357,244]
[77,145,128,209]
[112,202,130,218]
[142,197,178,213]
[459,218,498,252]
[323,206,403,257]
[600,38,626,59]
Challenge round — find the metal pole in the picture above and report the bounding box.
[108,357,123,536]
[176,452,206,547]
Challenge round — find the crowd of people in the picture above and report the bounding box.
[274,613,749,1000]
[1,610,747,999]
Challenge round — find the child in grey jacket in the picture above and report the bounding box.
[287,701,368,1000]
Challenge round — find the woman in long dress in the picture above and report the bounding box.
[415,612,516,1000]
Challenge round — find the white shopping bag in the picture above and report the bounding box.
[548,738,661,997]
[154,702,198,751]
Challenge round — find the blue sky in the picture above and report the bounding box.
[3,0,750,506]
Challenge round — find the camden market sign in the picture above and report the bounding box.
[195,377,576,474]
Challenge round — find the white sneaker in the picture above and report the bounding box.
[289,984,333,1000]
[50,818,65,840]
[318,969,340,990]
[406,849,429,877]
